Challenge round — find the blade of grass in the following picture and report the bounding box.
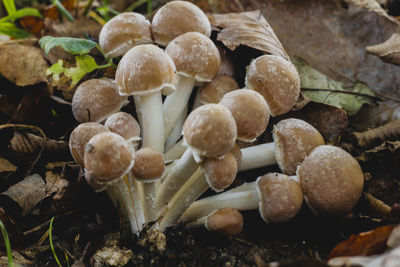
[125,0,150,12]
[50,0,74,22]
[0,220,13,267]
[3,0,16,15]
[49,217,62,267]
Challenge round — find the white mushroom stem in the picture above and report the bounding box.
[238,143,276,171]
[139,92,164,222]
[164,139,186,163]
[126,174,146,232]
[157,149,198,212]
[163,76,195,141]
[191,88,202,111]
[164,105,187,151]
[180,191,258,223]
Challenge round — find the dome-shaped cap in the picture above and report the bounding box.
[245,55,300,116]
[199,75,239,104]
[257,173,303,223]
[206,208,243,237]
[183,104,237,160]
[273,118,324,175]
[219,89,270,142]
[85,171,108,193]
[69,122,109,167]
[84,132,134,184]
[151,1,211,47]
[72,78,128,123]
[115,44,178,96]
[202,152,238,192]
[165,32,220,82]
[105,112,141,143]
[297,145,364,216]
[99,12,152,58]
[131,147,165,182]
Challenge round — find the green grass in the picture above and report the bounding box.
[0,220,13,267]
[49,217,62,267]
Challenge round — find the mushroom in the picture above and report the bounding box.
[71,78,128,123]
[99,12,152,58]
[163,32,221,141]
[180,173,303,224]
[151,0,211,47]
[297,145,364,216]
[245,55,300,116]
[164,105,187,152]
[186,208,244,237]
[239,118,325,175]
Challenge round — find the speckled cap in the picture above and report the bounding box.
[183,104,237,160]
[84,132,134,184]
[201,152,238,192]
[69,122,109,167]
[99,12,152,58]
[199,75,239,104]
[297,145,364,216]
[105,112,141,143]
[219,89,270,142]
[206,208,243,237]
[256,173,303,223]
[72,78,128,123]
[273,118,324,175]
[131,147,165,182]
[245,55,300,116]
[115,44,178,96]
[165,32,220,82]
[151,1,211,47]
[230,143,242,166]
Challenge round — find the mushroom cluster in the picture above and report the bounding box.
[68,1,364,237]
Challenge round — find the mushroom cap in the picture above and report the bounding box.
[245,55,300,116]
[230,143,242,166]
[199,75,239,104]
[84,132,134,184]
[115,44,178,96]
[151,1,211,47]
[256,173,303,223]
[69,122,109,167]
[297,145,364,216]
[72,78,128,123]
[165,32,221,82]
[183,104,237,160]
[85,171,108,193]
[105,112,141,143]
[206,208,243,237]
[202,152,238,192]
[273,118,324,175]
[219,89,270,142]
[131,147,165,182]
[99,12,152,58]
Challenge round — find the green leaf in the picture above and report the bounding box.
[293,58,377,116]
[39,36,97,56]
[0,8,42,23]
[0,22,30,39]
[3,0,17,15]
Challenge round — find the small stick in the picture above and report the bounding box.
[351,119,400,148]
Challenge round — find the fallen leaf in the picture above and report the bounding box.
[44,17,101,39]
[1,174,45,216]
[39,36,97,56]
[366,33,400,65]
[344,0,397,22]
[387,224,400,248]
[208,10,290,61]
[0,158,17,173]
[0,43,48,86]
[328,225,395,259]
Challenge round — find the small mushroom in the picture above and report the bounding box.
[105,112,141,145]
[199,75,239,105]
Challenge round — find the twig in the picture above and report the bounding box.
[351,119,400,148]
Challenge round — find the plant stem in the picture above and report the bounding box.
[0,220,13,267]
[49,217,62,267]
[125,0,150,12]
[51,0,74,22]
[302,87,380,101]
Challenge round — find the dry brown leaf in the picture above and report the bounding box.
[1,174,45,216]
[344,0,397,22]
[0,158,17,173]
[0,43,48,86]
[208,10,290,61]
[44,18,101,39]
[366,33,400,65]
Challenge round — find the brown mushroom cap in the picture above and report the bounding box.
[151,1,211,47]
[84,132,134,184]
[115,44,178,96]
[72,78,128,123]
[131,147,165,182]
[105,112,141,143]
[257,173,303,223]
[219,89,270,142]
[199,75,239,104]
[202,152,238,192]
[206,208,243,237]
[273,118,325,175]
[297,145,364,216]
[69,122,109,167]
[165,32,221,82]
[245,55,300,116]
[99,12,152,58]
[230,143,242,166]
[85,171,107,192]
[183,104,237,160]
